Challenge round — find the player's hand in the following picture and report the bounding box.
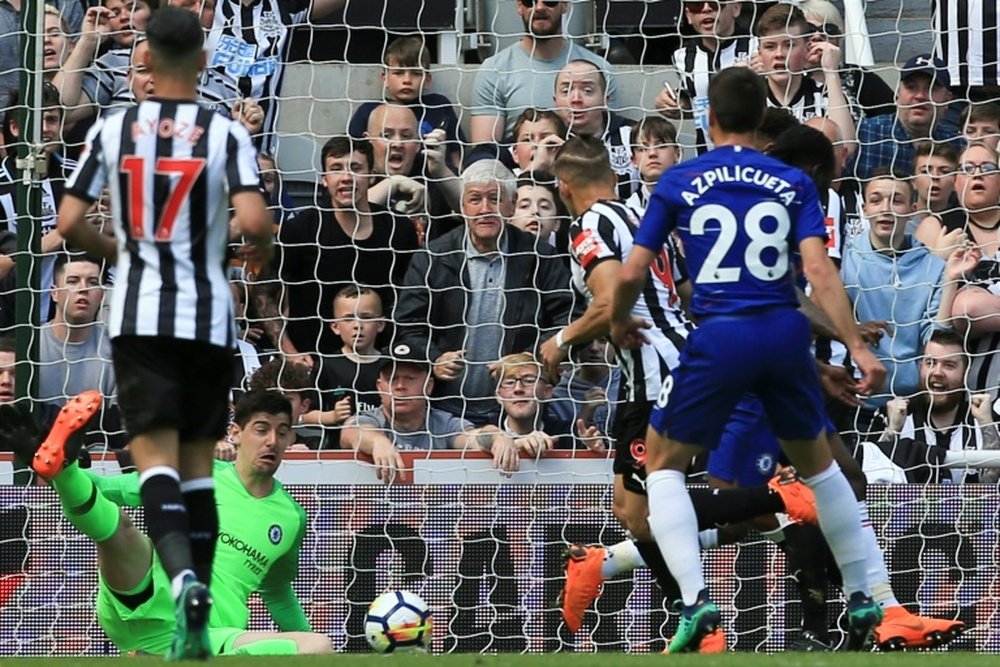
[433,350,465,381]
[884,397,909,433]
[850,346,886,396]
[513,430,556,458]
[232,98,265,135]
[611,316,652,350]
[970,393,994,425]
[817,362,862,408]
[654,83,682,119]
[944,244,981,281]
[857,320,892,345]
[371,440,407,484]
[528,134,565,173]
[538,336,568,380]
[490,435,520,476]
[575,419,607,454]
[214,438,237,461]
[933,226,968,261]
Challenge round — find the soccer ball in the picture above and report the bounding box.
[365,590,433,653]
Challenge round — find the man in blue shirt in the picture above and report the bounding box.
[610,67,887,653]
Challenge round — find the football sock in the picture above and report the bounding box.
[181,477,217,587]
[601,540,645,578]
[50,462,120,543]
[689,486,782,528]
[698,528,719,550]
[801,462,870,596]
[646,469,705,606]
[139,465,195,599]
[858,501,898,608]
[634,540,682,601]
[227,639,300,656]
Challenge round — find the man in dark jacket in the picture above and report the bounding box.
[395,159,574,425]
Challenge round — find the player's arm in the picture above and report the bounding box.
[258,503,311,632]
[796,285,840,340]
[57,194,117,263]
[609,244,658,348]
[800,235,886,394]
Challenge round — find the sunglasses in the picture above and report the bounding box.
[684,1,720,12]
[959,162,1000,175]
[518,0,560,8]
[806,22,843,39]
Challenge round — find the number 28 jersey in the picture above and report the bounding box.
[635,145,826,319]
[66,100,262,348]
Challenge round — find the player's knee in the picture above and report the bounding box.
[617,503,651,541]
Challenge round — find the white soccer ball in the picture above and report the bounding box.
[364,590,433,653]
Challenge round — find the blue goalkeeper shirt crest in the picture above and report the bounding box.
[635,145,826,318]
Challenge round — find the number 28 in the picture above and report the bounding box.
[690,201,790,284]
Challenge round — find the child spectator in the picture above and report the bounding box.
[348,37,464,165]
[509,172,568,251]
[509,108,566,176]
[625,116,682,215]
[912,141,959,218]
[961,101,1000,150]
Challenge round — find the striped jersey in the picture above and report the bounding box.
[899,400,986,484]
[766,75,828,123]
[204,0,310,151]
[933,0,1000,87]
[672,35,756,153]
[65,99,262,347]
[568,199,692,403]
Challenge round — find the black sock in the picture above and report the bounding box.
[140,471,193,582]
[634,540,682,602]
[689,486,783,529]
[181,480,217,586]
[783,524,831,642]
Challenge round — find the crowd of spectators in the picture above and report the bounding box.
[1,0,999,484]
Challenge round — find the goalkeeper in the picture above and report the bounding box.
[0,389,332,657]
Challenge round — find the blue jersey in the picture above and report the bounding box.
[635,145,826,318]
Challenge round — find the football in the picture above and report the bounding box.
[364,590,433,653]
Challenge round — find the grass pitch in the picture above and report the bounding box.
[0,653,993,667]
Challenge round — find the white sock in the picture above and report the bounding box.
[859,501,899,608]
[601,540,646,578]
[802,462,870,596]
[699,529,719,550]
[646,469,705,605]
[170,569,196,600]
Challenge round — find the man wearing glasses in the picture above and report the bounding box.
[850,54,963,180]
[470,0,618,143]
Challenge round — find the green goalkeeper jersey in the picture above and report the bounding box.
[91,461,310,636]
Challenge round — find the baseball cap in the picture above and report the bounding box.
[900,54,951,89]
[378,343,431,373]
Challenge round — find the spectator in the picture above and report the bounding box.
[272,136,418,360]
[509,172,567,250]
[553,59,638,198]
[799,0,895,121]
[841,170,947,423]
[492,352,563,447]
[547,340,619,449]
[509,108,566,175]
[961,101,1000,150]
[340,343,532,482]
[876,329,1000,483]
[104,0,154,51]
[911,140,959,219]
[314,285,384,418]
[625,116,682,215]
[348,36,464,165]
[850,54,961,180]
[657,0,753,153]
[245,358,325,450]
[470,0,618,143]
[395,159,574,425]
[37,254,115,405]
[258,151,297,226]
[752,4,857,155]
[0,336,13,404]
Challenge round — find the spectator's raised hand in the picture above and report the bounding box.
[575,419,607,454]
[389,175,426,215]
[808,41,842,73]
[421,128,449,178]
[931,226,968,260]
[884,397,909,434]
[944,244,982,281]
[970,393,994,426]
[433,349,465,381]
[232,98,265,136]
[80,6,113,47]
[654,82,683,119]
[528,134,565,173]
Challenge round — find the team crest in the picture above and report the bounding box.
[609,145,632,172]
[755,453,775,477]
[268,524,282,545]
[259,11,282,39]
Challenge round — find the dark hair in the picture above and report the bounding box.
[247,358,312,393]
[756,107,799,146]
[631,116,678,152]
[320,135,374,173]
[769,125,836,194]
[515,170,570,220]
[865,167,914,201]
[53,253,105,282]
[333,284,383,312]
[2,82,63,146]
[0,337,14,355]
[913,140,959,168]
[384,36,430,69]
[709,67,767,134]
[145,6,203,72]
[233,389,293,428]
[554,134,614,186]
[756,3,811,37]
[511,108,567,143]
[928,329,968,363]
[961,101,1000,129]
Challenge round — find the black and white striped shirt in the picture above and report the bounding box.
[766,75,828,122]
[672,35,756,153]
[65,99,261,347]
[900,400,985,484]
[568,200,692,403]
[933,0,1000,88]
[205,0,310,151]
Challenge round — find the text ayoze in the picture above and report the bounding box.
[682,166,796,206]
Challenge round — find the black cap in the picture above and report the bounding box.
[900,54,951,89]
[378,343,431,373]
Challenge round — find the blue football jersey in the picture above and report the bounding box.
[635,145,826,318]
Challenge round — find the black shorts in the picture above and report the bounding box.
[612,398,653,495]
[112,336,233,442]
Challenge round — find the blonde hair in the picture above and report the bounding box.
[799,0,844,33]
[44,4,71,34]
[492,352,556,386]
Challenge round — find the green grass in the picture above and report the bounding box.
[0,654,994,667]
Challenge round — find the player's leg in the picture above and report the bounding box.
[220,631,334,655]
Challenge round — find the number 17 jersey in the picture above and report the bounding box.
[634,145,826,319]
[66,100,262,348]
